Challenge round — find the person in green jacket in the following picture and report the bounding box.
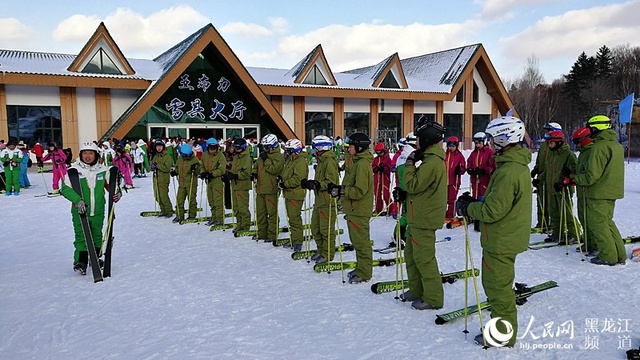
[328,132,373,284]
[569,115,625,266]
[199,138,227,226]
[531,122,561,230]
[226,138,253,233]
[172,144,200,223]
[252,134,285,241]
[279,139,309,251]
[456,116,531,348]
[571,127,598,256]
[60,142,122,274]
[0,140,23,196]
[303,135,340,264]
[543,130,581,243]
[151,140,174,218]
[401,122,447,310]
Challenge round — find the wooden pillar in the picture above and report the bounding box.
[270,95,283,114]
[463,74,474,149]
[491,97,500,118]
[333,98,344,139]
[293,96,305,142]
[0,85,8,141]
[60,87,79,157]
[95,88,112,139]
[402,100,414,136]
[436,100,444,125]
[370,99,379,139]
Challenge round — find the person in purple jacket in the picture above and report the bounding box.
[42,142,67,195]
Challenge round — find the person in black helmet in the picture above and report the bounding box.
[401,120,447,310]
[328,132,374,284]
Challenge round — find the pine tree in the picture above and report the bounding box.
[595,45,613,78]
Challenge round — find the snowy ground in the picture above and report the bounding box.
[1,154,639,360]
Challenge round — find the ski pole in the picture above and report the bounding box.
[560,189,568,255]
[203,178,209,221]
[462,216,485,344]
[153,171,159,212]
[333,197,345,283]
[463,213,470,334]
[252,180,258,240]
[305,190,312,263]
[582,191,588,258]
[327,196,333,274]
[564,187,584,259]
[394,202,404,300]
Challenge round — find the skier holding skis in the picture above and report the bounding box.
[279,138,308,251]
[328,132,373,284]
[402,120,447,309]
[225,138,252,233]
[42,142,67,195]
[151,140,174,218]
[60,142,122,275]
[172,144,200,223]
[252,134,285,242]
[456,116,531,347]
[303,135,339,264]
[199,138,226,226]
[0,140,23,196]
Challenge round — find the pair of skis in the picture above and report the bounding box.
[369,268,480,294]
[68,167,120,283]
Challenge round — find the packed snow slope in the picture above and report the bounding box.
[1,156,639,360]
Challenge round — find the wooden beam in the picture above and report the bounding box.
[463,74,474,148]
[333,98,344,139]
[0,85,7,141]
[270,95,283,114]
[0,73,150,90]
[95,88,112,139]
[402,100,414,136]
[60,87,79,156]
[294,96,305,142]
[436,101,444,125]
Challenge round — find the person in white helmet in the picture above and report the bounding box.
[252,134,285,241]
[455,116,531,348]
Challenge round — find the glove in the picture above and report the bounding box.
[2,161,9,167]
[221,173,228,182]
[377,163,385,173]
[475,168,486,175]
[259,151,268,161]
[276,176,285,189]
[250,172,258,182]
[11,161,19,167]
[198,172,209,180]
[467,168,477,176]
[454,165,462,176]
[405,151,417,167]
[392,186,406,203]
[532,178,540,187]
[227,173,239,181]
[190,164,198,173]
[554,176,575,192]
[151,163,157,171]
[391,166,396,173]
[306,180,320,190]
[455,192,477,219]
[170,167,177,177]
[76,200,87,215]
[338,165,345,172]
[300,178,309,189]
[560,167,571,177]
[113,192,122,203]
[327,183,344,198]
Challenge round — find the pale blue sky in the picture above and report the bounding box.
[1,0,638,82]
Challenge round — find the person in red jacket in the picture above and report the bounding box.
[372,142,393,215]
[388,138,406,219]
[444,136,466,220]
[466,132,496,200]
[30,142,45,172]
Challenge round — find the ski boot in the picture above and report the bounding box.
[73,262,87,275]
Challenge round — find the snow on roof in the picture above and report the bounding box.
[284,45,319,79]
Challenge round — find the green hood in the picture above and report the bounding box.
[495,145,532,167]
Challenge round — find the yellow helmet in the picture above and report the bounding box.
[587,115,611,130]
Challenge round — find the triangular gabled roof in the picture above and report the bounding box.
[285,45,337,85]
[67,22,135,75]
[102,23,295,141]
[341,53,407,89]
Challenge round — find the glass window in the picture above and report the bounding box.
[344,112,369,138]
[456,85,464,102]
[225,128,243,140]
[305,112,333,145]
[473,81,479,103]
[81,49,123,75]
[6,105,62,146]
[378,113,401,146]
[302,65,328,85]
[413,113,435,132]
[443,114,463,140]
[472,114,491,136]
[243,127,258,140]
[168,128,187,138]
[150,127,166,139]
[379,72,400,89]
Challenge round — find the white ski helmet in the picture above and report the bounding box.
[543,122,562,131]
[261,134,279,149]
[312,135,333,151]
[405,132,417,146]
[485,116,526,151]
[284,138,303,153]
[473,132,488,145]
[79,141,100,165]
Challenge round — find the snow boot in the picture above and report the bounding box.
[73,262,87,275]
[347,269,356,279]
[348,275,369,284]
[315,255,328,264]
[474,333,513,348]
[411,299,441,310]
[292,244,303,252]
[172,216,181,223]
[310,253,322,261]
[399,290,419,302]
[590,257,618,266]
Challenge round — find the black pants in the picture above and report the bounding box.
[134,163,143,176]
[0,172,5,191]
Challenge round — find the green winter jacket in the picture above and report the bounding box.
[230,148,253,191]
[253,148,284,195]
[176,154,200,188]
[532,141,549,178]
[543,142,577,194]
[466,145,532,255]
[201,150,226,186]
[404,145,447,230]
[572,129,624,200]
[281,153,309,201]
[342,151,373,217]
[314,151,340,208]
[151,149,173,185]
[574,143,593,200]
[60,163,112,217]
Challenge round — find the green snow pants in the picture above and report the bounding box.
[405,226,443,307]
[232,189,251,230]
[482,250,518,346]
[535,182,550,229]
[153,173,173,215]
[206,182,225,223]
[548,190,580,240]
[577,194,597,252]
[285,198,304,247]
[4,168,20,193]
[311,204,337,261]
[346,214,372,280]
[176,182,198,220]
[256,193,279,240]
[586,198,626,263]
[72,211,104,263]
